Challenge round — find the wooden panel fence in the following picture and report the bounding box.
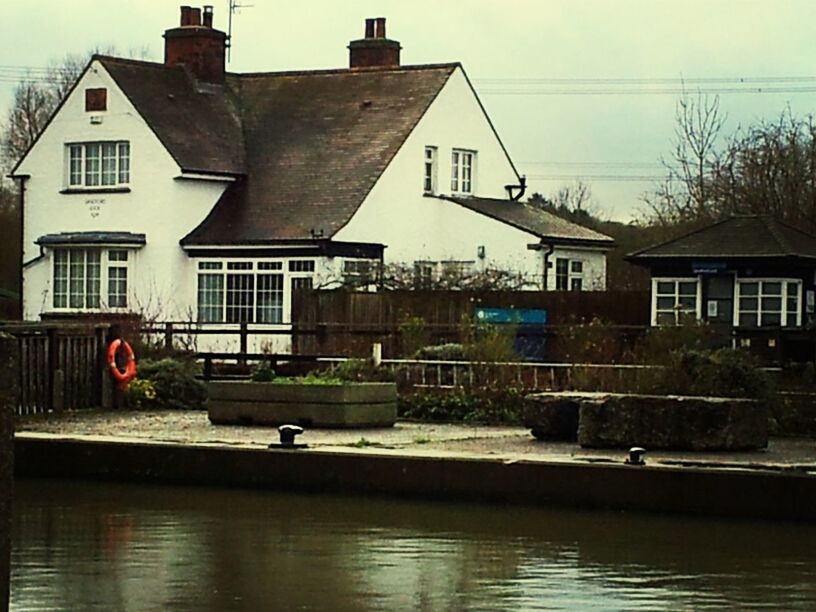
[292,289,651,357]
[0,322,109,416]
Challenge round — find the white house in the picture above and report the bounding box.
[12,6,613,350]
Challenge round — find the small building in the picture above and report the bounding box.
[11,6,612,350]
[627,215,816,333]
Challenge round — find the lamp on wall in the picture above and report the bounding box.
[477,245,486,259]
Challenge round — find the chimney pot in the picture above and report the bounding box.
[165,4,227,83]
[374,17,386,38]
[349,17,401,69]
[180,5,192,26]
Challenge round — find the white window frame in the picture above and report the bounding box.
[424,146,438,194]
[736,278,802,328]
[66,141,130,189]
[196,258,318,324]
[451,149,476,194]
[51,247,132,311]
[651,277,701,326]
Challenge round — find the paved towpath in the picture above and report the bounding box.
[14,410,816,471]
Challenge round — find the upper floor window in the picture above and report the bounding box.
[424,146,438,193]
[67,141,130,188]
[451,149,475,194]
[52,247,130,310]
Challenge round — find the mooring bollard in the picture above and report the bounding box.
[0,332,19,612]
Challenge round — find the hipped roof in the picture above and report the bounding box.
[627,215,816,261]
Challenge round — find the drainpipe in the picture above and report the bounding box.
[541,243,554,290]
[16,176,28,320]
[505,175,527,201]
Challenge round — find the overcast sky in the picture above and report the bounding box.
[2,0,814,221]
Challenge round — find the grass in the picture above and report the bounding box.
[346,437,385,448]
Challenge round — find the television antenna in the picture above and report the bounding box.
[227,0,254,62]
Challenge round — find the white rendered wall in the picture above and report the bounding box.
[18,60,228,320]
[335,67,607,290]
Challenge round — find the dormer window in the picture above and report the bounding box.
[451,149,475,194]
[424,146,437,193]
[66,141,130,189]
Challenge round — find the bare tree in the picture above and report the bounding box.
[645,90,726,224]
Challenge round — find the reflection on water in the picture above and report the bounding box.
[11,479,816,611]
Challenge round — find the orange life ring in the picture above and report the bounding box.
[107,339,137,389]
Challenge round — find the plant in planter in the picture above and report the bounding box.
[208,360,397,428]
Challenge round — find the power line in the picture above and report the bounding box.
[526,174,662,182]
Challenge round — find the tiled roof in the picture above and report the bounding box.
[102,57,245,175]
[627,215,816,260]
[96,57,457,244]
[436,195,614,246]
[36,231,147,246]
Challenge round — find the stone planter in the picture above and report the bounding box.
[207,381,397,428]
[524,391,768,451]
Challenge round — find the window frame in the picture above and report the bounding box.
[51,247,132,311]
[424,146,438,194]
[196,258,317,324]
[66,141,131,189]
[652,277,701,326]
[451,149,476,194]
[736,278,802,328]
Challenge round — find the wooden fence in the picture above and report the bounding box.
[292,289,650,357]
[0,322,110,416]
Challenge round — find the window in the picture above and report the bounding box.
[737,279,801,327]
[343,260,380,287]
[414,261,435,289]
[52,248,130,310]
[67,141,130,188]
[85,88,107,112]
[654,279,699,325]
[451,149,475,194]
[424,146,437,193]
[197,261,285,324]
[288,260,315,273]
[555,259,569,290]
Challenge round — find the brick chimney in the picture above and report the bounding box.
[348,18,401,69]
[164,5,227,84]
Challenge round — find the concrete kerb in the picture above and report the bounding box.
[13,432,816,522]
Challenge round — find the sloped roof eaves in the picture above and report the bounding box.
[437,195,614,247]
[36,231,146,245]
[101,57,246,175]
[627,216,816,260]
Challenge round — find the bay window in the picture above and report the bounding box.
[52,248,130,310]
[197,260,290,324]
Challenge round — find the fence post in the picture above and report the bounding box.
[164,322,174,350]
[46,327,59,413]
[0,332,19,612]
[239,322,248,365]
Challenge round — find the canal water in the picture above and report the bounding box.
[10,479,816,610]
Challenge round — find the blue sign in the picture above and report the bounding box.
[474,307,547,325]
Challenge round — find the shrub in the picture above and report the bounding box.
[638,348,771,399]
[398,388,524,424]
[250,361,276,382]
[136,357,207,410]
[126,378,156,409]
[398,315,430,357]
[415,343,466,361]
[328,358,395,382]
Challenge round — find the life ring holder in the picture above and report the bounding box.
[106,339,137,389]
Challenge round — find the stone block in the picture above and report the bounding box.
[577,393,767,451]
[522,394,579,441]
